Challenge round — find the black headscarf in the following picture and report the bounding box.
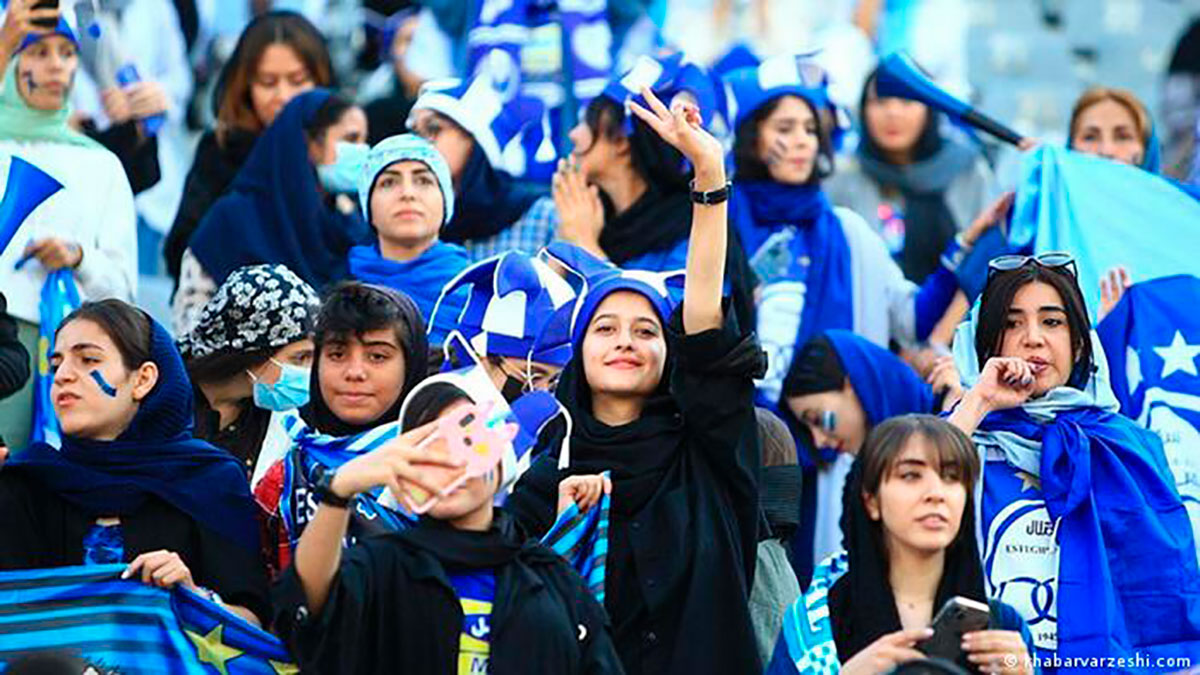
[857,70,978,283]
[828,456,987,663]
[300,284,430,437]
[441,145,547,244]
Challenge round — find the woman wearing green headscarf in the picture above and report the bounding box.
[0,2,136,450]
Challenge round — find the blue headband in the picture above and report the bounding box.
[17,17,78,53]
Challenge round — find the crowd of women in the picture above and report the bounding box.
[0,2,1198,674]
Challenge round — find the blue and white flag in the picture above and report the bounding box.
[0,564,295,674]
[1009,145,1200,318]
[1098,274,1200,550]
[540,471,610,604]
[28,269,81,449]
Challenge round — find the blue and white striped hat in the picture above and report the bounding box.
[409,74,544,174]
[598,51,717,135]
[722,53,844,146]
[541,242,685,347]
[433,250,577,367]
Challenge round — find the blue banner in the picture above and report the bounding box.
[1010,146,1200,318]
[0,564,295,674]
[540,471,610,604]
[1098,274,1200,546]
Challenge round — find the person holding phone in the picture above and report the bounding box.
[273,373,625,674]
[768,415,1036,675]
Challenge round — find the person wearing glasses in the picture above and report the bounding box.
[947,252,1200,664]
[721,54,1003,578]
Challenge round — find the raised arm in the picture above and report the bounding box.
[629,87,727,335]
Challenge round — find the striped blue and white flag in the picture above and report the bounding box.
[0,564,295,674]
[540,471,610,604]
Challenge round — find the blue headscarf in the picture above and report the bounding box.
[189,89,368,287]
[824,330,934,425]
[8,315,260,551]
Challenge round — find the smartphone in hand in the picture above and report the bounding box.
[918,596,991,666]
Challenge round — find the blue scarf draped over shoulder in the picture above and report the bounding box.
[977,405,1200,663]
[347,241,469,345]
[8,319,260,551]
[731,180,853,405]
[190,89,368,287]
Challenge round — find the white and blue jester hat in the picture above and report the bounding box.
[597,51,718,135]
[541,242,686,348]
[357,134,456,227]
[431,250,578,368]
[722,53,849,151]
[408,73,546,177]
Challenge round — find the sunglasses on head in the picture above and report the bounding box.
[986,252,1077,280]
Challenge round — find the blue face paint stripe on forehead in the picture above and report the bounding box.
[89,370,117,397]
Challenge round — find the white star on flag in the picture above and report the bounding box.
[1154,331,1200,378]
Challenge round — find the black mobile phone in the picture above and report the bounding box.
[918,596,991,666]
[31,0,61,29]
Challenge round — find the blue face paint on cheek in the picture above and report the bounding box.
[89,370,118,397]
[21,71,36,93]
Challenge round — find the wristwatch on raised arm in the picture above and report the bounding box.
[311,464,351,509]
[689,179,732,205]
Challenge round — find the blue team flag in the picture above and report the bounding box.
[540,471,611,604]
[0,564,295,674]
[1097,274,1200,542]
[1009,145,1200,317]
[28,269,81,449]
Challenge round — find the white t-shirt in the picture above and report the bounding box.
[0,140,137,323]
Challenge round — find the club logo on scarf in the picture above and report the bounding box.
[1098,276,1200,556]
[982,462,1058,652]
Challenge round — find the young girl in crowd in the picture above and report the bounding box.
[255,281,431,575]
[175,89,369,333]
[179,264,320,482]
[0,16,136,450]
[782,329,962,576]
[948,253,1200,662]
[0,300,269,627]
[769,415,1036,675]
[273,372,625,674]
[165,11,332,280]
[347,134,468,346]
[407,77,552,262]
[827,67,997,283]
[506,87,767,675]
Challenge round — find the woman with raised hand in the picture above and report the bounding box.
[274,372,624,674]
[768,415,1035,675]
[174,89,369,334]
[164,11,332,281]
[505,86,767,675]
[0,299,268,626]
[947,253,1200,663]
[552,53,756,326]
[0,9,137,449]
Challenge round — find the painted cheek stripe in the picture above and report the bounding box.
[89,370,117,397]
